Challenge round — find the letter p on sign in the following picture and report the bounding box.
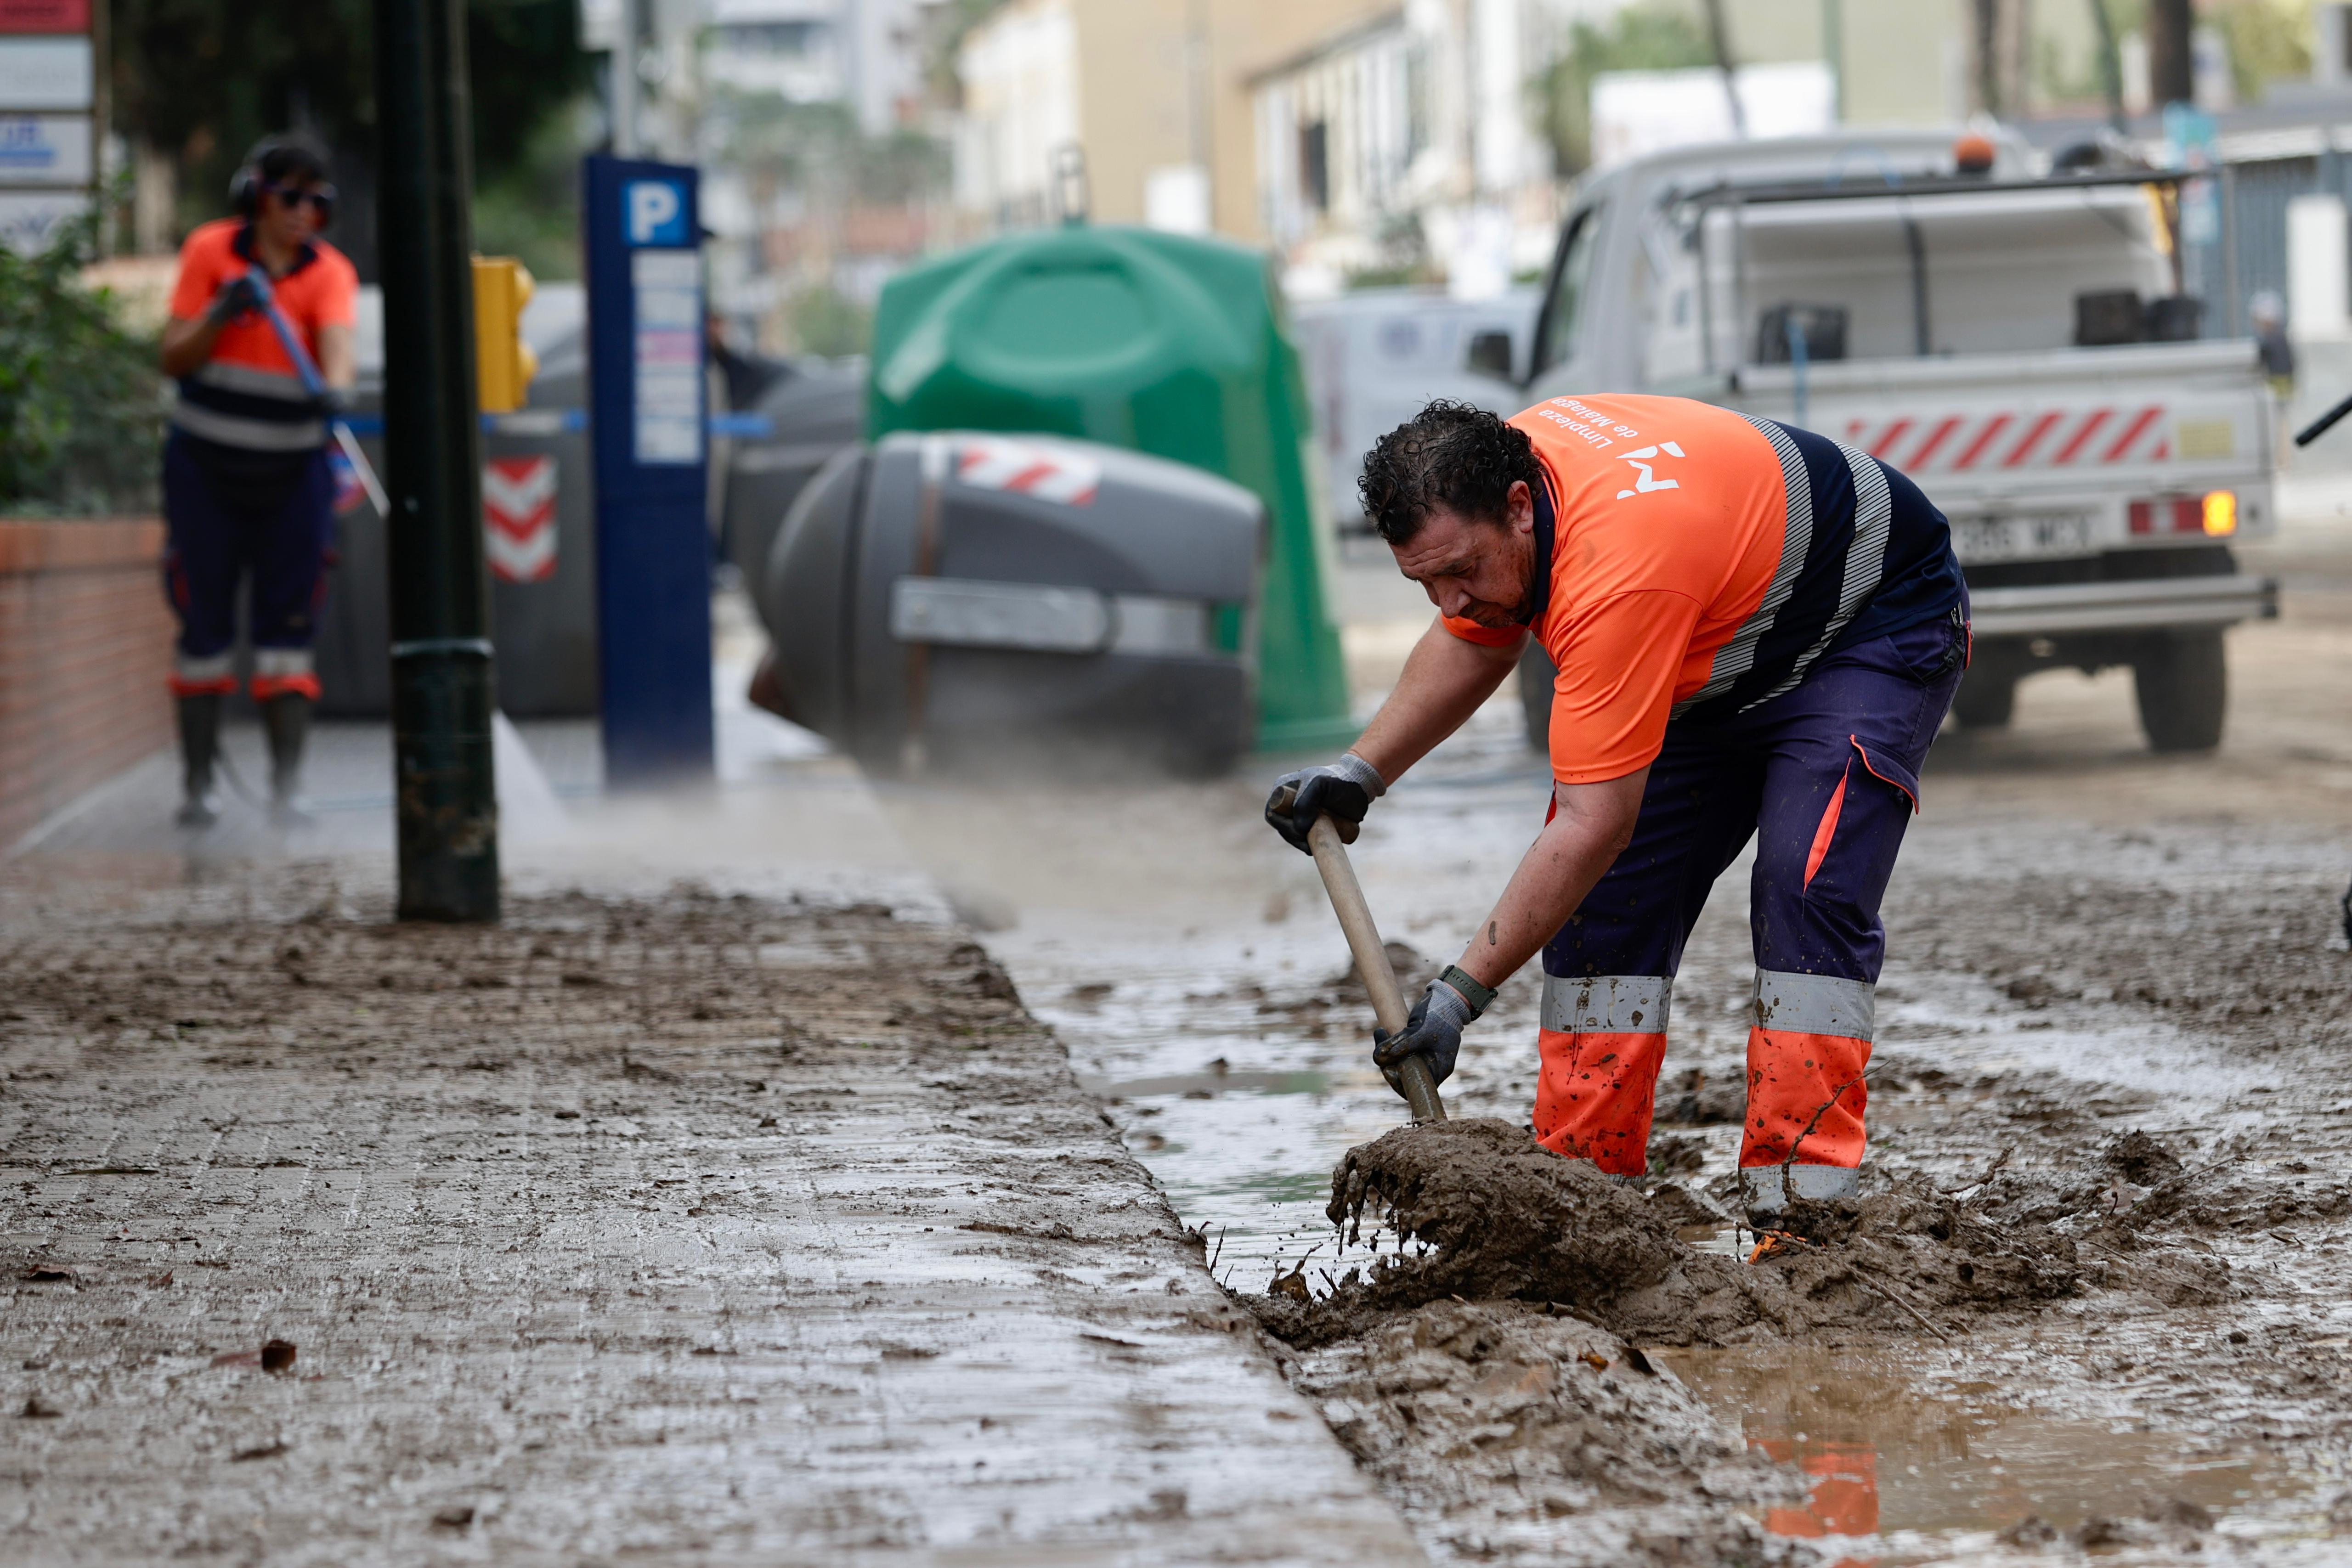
[624,179,687,246]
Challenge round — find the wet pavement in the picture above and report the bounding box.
[0,603,1427,1566]
[8,523,2352,1562]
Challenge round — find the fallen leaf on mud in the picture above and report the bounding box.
[1578,1351,1609,1371]
[1998,1516,2059,1546]
[147,1271,172,1287]
[230,1439,289,1462]
[210,1350,260,1368]
[261,1340,297,1373]
[431,1506,475,1529]
[20,1396,61,1418]
[22,1265,75,1282]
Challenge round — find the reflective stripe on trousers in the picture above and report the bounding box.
[1742,969,1874,1172]
[1532,973,1672,1174]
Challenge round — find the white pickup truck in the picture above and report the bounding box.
[1510,129,2278,752]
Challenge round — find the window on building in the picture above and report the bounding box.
[1300,121,1329,213]
[1405,46,1429,162]
[716,20,825,55]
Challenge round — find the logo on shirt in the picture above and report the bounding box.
[1617,441,1685,500]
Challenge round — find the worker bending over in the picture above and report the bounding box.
[1269,397,1965,1214]
[158,135,357,825]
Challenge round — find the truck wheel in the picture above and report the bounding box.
[2133,631,2227,753]
[1517,639,1555,752]
[1951,665,2018,729]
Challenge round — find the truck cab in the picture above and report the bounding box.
[1516,129,2278,752]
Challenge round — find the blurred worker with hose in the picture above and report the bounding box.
[1267,398,1966,1215]
[157,135,358,826]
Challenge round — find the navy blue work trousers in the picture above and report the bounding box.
[1534,605,1968,1176]
[161,432,334,694]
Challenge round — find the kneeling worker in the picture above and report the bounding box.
[158,135,357,824]
[1269,398,1966,1213]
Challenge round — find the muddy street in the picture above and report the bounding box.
[871,519,2352,1563]
[5,529,2348,1565]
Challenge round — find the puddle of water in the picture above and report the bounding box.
[1080,1069,1333,1100]
[1677,1222,1748,1259]
[1661,1344,2317,1559]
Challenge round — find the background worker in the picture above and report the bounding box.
[1268,398,1966,1215]
[158,135,357,826]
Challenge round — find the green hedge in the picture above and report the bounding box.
[0,212,166,517]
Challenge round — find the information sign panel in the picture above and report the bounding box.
[0,114,87,182]
[0,36,89,107]
[0,0,91,31]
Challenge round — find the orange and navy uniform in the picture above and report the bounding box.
[1446,395,1965,1192]
[166,218,357,453]
[1441,394,1962,784]
[161,220,358,701]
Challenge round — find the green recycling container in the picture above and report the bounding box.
[866,224,1354,752]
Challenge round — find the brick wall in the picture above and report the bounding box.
[0,520,175,851]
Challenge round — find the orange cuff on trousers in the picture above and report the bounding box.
[1741,970,1875,1169]
[1530,974,1671,1175]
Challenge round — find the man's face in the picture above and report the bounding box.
[259,183,324,248]
[1390,479,1538,629]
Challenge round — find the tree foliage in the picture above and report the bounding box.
[0,208,165,516]
[1535,5,1717,178]
[111,0,592,232]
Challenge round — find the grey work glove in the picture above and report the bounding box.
[208,273,265,325]
[1371,968,1494,1094]
[1265,753,1385,855]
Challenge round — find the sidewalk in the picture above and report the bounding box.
[0,663,1424,1564]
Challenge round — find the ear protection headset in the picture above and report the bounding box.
[228,135,333,227]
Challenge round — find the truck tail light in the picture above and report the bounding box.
[2128,495,2233,536]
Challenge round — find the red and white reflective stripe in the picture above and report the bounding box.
[954,437,1101,506]
[1843,406,2171,473]
[483,456,558,584]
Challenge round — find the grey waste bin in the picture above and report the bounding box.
[312,328,601,717]
[757,431,1263,777]
[721,356,863,587]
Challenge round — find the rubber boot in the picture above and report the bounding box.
[1739,1162,1861,1222]
[175,694,222,827]
[262,692,313,825]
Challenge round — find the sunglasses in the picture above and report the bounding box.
[264,182,336,221]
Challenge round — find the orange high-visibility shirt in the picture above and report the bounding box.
[1443,395,1792,783]
[167,219,358,452]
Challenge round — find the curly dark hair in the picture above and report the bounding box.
[1358,400,1542,545]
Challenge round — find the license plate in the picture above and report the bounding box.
[1951,511,2097,563]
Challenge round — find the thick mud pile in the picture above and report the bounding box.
[1279,1298,1810,1566]
[1249,1118,2089,1349]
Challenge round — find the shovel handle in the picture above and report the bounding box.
[1306,814,1446,1124]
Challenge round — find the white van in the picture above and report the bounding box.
[1292,287,1539,532]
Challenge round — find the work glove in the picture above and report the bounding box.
[1371,967,1494,1094]
[1265,753,1385,855]
[208,273,265,325]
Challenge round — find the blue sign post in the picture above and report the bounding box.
[583,154,713,785]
